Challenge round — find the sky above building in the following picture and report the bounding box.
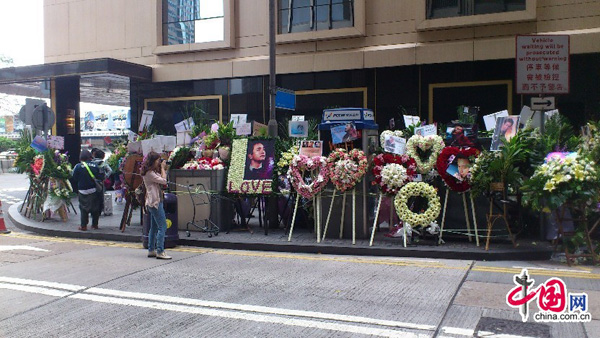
[0,0,44,67]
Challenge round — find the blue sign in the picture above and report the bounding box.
[276,89,295,110]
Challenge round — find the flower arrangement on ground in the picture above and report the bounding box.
[522,153,599,212]
[168,146,193,169]
[394,182,441,228]
[288,155,329,199]
[405,134,445,174]
[372,153,417,195]
[436,146,480,193]
[182,157,225,170]
[327,148,368,192]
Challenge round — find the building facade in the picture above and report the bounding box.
[42,0,599,132]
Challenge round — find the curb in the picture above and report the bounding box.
[7,203,553,261]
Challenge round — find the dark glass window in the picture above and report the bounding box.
[279,0,354,34]
[427,0,525,19]
[163,0,224,45]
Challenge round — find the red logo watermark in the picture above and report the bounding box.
[506,269,591,322]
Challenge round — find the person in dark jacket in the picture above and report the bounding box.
[71,149,104,231]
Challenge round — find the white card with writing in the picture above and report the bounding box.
[236,122,252,135]
[139,110,154,132]
[403,115,420,128]
[483,110,509,131]
[291,115,305,121]
[230,114,247,128]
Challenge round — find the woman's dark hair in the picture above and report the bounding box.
[141,151,161,175]
[92,148,105,160]
[80,149,92,162]
[505,118,515,126]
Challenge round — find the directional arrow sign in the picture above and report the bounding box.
[531,97,555,110]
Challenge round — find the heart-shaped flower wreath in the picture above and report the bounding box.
[371,153,418,195]
[289,155,330,199]
[405,135,445,174]
[436,146,480,193]
[327,148,368,192]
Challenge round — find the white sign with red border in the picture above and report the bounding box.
[516,35,569,95]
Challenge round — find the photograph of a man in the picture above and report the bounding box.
[244,140,275,180]
[491,116,519,151]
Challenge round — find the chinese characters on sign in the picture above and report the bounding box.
[516,35,569,94]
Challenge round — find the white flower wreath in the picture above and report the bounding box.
[394,182,441,228]
[405,135,444,174]
[380,163,408,192]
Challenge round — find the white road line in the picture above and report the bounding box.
[1,276,434,337]
[0,277,85,292]
[441,326,474,336]
[0,283,73,297]
[0,188,28,192]
[477,331,538,338]
[0,245,50,252]
[72,293,427,338]
[87,287,436,331]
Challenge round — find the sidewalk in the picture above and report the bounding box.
[7,191,553,261]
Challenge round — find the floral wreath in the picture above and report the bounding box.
[327,148,368,192]
[405,135,444,174]
[289,155,330,199]
[436,147,480,192]
[394,182,441,228]
[372,153,418,195]
[379,130,403,151]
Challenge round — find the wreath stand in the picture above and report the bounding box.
[485,182,517,251]
[119,155,144,232]
[322,188,359,244]
[438,188,480,246]
[21,177,49,220]
[554,204,599,266]
[287,193,322,242]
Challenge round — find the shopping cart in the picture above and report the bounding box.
[185,183,220,237]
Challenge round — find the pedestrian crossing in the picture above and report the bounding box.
[0,191,24,206]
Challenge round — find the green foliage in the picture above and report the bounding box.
[470,129,535,196]
[0,136,16,152]
[169,147,192,169]
[217,121,236,146]
[181,103,211,137]
[456,105,476,124]
[533,114,580,158]
[106,142,127,173]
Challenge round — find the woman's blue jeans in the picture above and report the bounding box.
[147,202,167,253]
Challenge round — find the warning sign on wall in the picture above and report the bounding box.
[516,35,569,95]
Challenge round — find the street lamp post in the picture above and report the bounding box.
[267,0,278,230]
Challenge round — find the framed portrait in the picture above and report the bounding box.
[382,135,406,155]
[227,139,275,194]
[490,116,520,151]
[289,121,308,138]
[299,140,323,157]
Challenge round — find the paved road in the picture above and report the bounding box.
[0,231,598,337]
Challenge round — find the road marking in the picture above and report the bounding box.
[0,245,50,252]
[511,265,590,273]
[0,188,28,192]
[441,326,474,336]
[0,276,432,337]
[5,233,598,280]
[471,265,600,280]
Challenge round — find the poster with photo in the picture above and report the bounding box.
[299,140,323,157]
[445,155,471,182]
[331,122,358,144]
[289,121,308,138]
[414,124,437,136]
[383,135,406,155]
[227,139,274,195]
[490,116,520,151]
[483,110,509,131]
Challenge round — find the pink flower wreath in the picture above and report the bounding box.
[327,148,368,192]
[289,155,330,199]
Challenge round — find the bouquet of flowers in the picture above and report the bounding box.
[372,153,417,195]
[182,157,225,170]
[277,145,299,175]
[168,146,193,169]
[522,153,599,212]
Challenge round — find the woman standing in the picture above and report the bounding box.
[71,149,104,231]
[141,151,172,260]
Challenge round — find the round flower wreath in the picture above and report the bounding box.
[372,153,417,195]
[394,182,441,228]
[436,147,480,192]
[289,155,330,199]
[327,148,368,192]
[406,135,445,174]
